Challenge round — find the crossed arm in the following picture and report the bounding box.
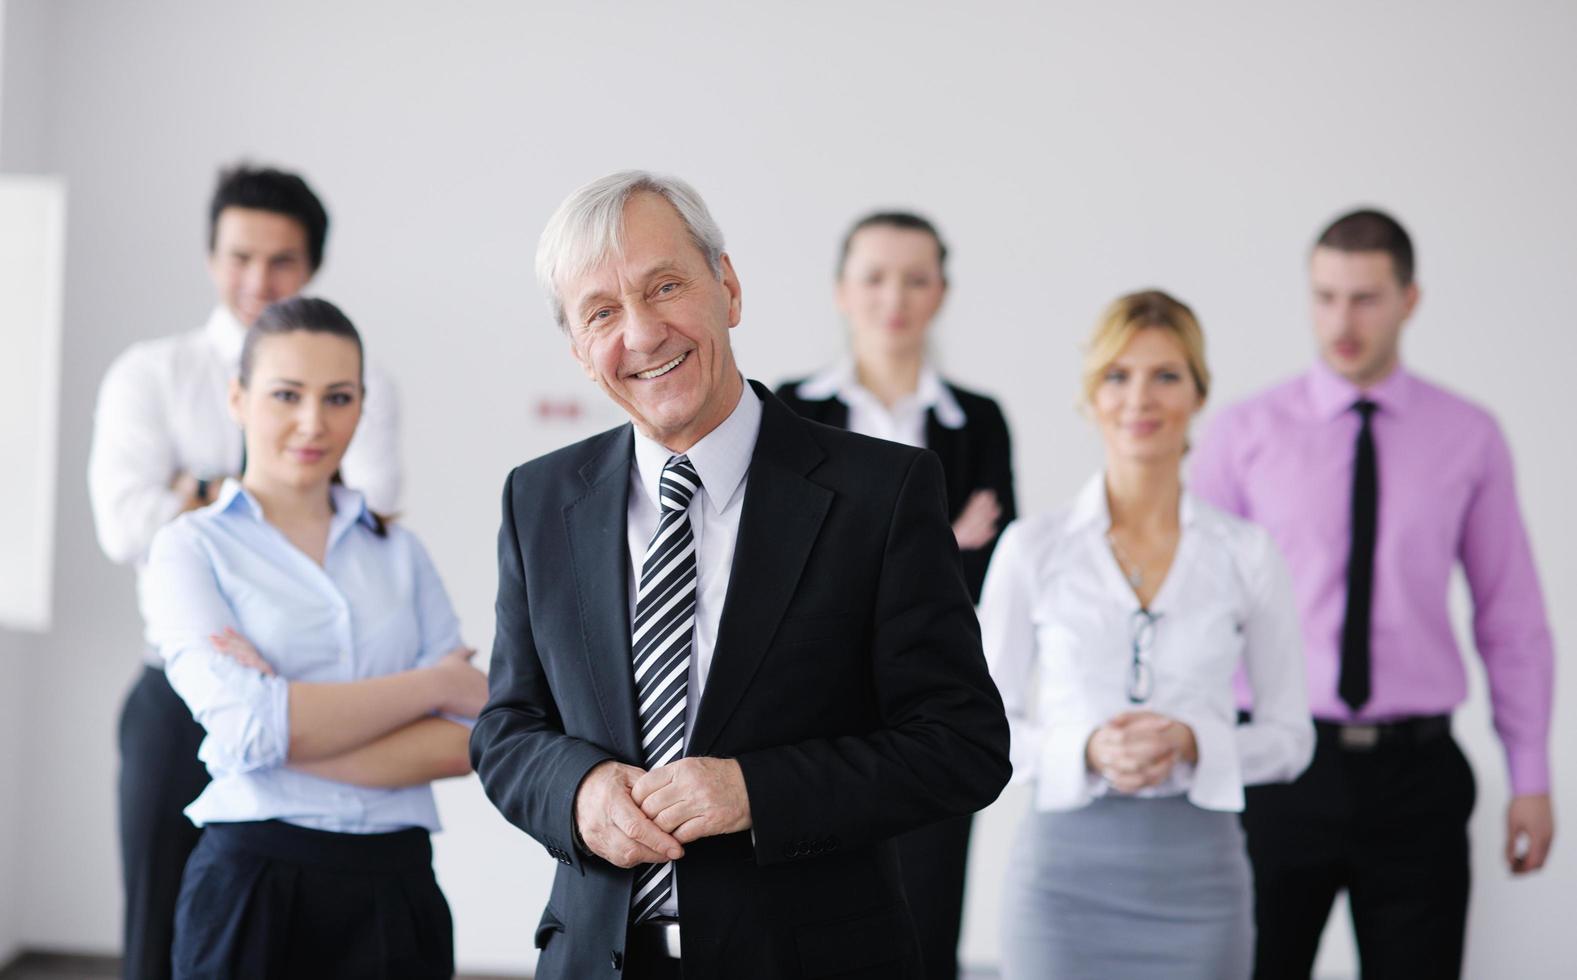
[210,628,484,788]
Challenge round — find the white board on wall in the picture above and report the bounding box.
[0,175,65,632]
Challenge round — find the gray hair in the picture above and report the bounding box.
[535,170,727,332]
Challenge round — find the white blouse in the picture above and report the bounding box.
[980,473,1314,812]
[795,359,966,449]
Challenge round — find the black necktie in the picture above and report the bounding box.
[1338,399,1379,712]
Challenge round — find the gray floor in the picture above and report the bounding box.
[0,951,1000,979]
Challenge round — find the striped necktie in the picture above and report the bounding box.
[630,454,701,923]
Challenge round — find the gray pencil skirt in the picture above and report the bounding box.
[1000,794,1253,980]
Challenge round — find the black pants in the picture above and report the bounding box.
[119,665,211,980]
[1243,724,1476,980]
[896,813,973,980]
[173,820,453,980]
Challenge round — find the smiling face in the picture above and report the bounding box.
[1090,327,1204,466]
[229,330,363,494]
[1310,246,1418,388]
[836,224,946,361]
[561,192,744,451]
[207,207,316,327]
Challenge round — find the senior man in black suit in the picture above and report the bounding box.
[471,170,1011,980]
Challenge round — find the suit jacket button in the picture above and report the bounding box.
[611,950,623,969]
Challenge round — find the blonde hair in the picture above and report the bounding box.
[1080,289,1211,406]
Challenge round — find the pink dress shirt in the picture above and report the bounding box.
[1191,361,1554,796]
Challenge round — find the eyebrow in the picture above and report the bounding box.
[571,261,688,317]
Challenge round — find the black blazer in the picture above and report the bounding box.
[775,377,1017,602]
[471,382,1011,980]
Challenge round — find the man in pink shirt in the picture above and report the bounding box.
[1191,208,1555,979]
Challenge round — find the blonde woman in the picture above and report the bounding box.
[981,290,1314,979]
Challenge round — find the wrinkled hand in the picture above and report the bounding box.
[1506,794,1554,875]
[1086,711,1197,793]
[430,646,487,717]
[952,489,1003,551]
[575,761,685,869]
[632,756,753,844]
[210,627,275,676]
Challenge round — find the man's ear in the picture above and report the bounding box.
[720,254,743,328]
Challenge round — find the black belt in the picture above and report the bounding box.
[1238,710,1452,752]
[1314,714,1452,751]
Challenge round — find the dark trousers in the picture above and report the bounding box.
[1243,723,1476,980]
[896,813,973,980]
[118,665,211,980]
[173,820,453,980]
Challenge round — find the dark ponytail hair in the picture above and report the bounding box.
[239,296,388,536]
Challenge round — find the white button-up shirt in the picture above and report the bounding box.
[89,306,402,661]
[142,480,465,833]
[625,380,762,916]
[980,473,1314,812]
[795,359,965,448]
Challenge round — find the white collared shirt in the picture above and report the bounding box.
[980,472,1314,813]
[795,359,965,448]
[625,379,763,917]
[89,306,403,662]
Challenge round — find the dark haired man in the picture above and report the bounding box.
[1192,209,1555,978]
[88,164,401,979]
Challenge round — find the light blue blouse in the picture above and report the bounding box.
[142,480,466,833]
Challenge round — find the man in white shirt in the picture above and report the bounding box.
[88,164,401,980]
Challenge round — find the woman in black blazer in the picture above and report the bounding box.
[776,210,1017,980]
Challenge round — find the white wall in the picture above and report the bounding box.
[6,0,1575,975]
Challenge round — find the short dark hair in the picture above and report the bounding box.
[837,211,949,282]
[208,164,330,271]
[1314,208,1414,287]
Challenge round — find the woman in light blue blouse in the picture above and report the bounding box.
[142,297,486,979]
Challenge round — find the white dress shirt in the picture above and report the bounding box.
[625,380,762,916]
[795,358,965,448]
[980,472,1314,813]
[143,480,465,833]
[89,306,402,661]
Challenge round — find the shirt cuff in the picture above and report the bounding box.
[1034,722,1100,811]
[1182,712,1244,812]
[1507,744,1551,797]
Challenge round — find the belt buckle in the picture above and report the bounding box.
[660,920,682,959]
[1339,724,1380,750]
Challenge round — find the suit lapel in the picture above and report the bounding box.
[689,388,832,756]
[563,427,643,763]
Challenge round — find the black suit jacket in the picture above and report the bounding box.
[471,382,1011,980]
[774,378,1017,602]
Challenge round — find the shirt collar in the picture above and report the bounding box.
[795,358,967,429]
[1065,471,1200,535]
[632,377,762,516]
[203,305,248,367]
[215,478,378,546]
[1306,358,1413,420]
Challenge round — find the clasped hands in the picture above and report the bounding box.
[574,758,752,869]
[1086,710,1198,793]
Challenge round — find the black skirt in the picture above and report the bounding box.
[172,820,453,980]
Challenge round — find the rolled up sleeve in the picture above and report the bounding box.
[143,521,291,772]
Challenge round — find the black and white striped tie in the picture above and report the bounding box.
[630,454,701,924]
